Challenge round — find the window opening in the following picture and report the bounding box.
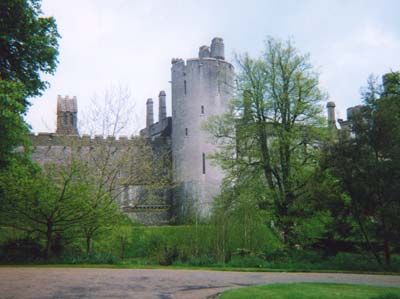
[185,128,188,136]
[184,80,187,95]
[201,105,204,114]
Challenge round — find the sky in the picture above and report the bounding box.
[25,0,400,134]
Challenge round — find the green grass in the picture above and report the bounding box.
[220,283,400,299]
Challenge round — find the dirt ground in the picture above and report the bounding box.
[0,268,399,299]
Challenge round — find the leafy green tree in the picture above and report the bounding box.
[0,0,59,166]
[0,157,94,258]
[325,72,400,267]
[206,37,327,246]
[0,0,60,97]
[0,81,30,167]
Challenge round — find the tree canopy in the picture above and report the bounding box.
[206,37,327,246]
[0,0,60,167]
[0,0,60,98]
[324,72,400,267]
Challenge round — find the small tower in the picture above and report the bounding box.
[326,101,336,128]
[56,95,78,135]
[146,98,154,128]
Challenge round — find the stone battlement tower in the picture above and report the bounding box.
[56,95,78,135]
[171,37,234,215]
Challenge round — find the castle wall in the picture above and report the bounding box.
[30,133,172,226]
[171,49,234,216]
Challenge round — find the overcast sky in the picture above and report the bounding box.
[25,0,400,134]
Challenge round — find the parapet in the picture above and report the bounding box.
[57,95,77,112]
[327,101,336,108]
[30,132,140,147]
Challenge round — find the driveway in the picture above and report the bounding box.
[0,268,399,299]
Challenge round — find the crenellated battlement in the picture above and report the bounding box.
[30,132,141,147]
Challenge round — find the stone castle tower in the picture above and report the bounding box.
[140,37,234,217]
[56,95,78,135]
[170,37,234,215]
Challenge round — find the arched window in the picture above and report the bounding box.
[201,105,204,114]
[185,128,188,136]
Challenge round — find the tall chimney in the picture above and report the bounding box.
[158,91,167,122]
[326,101,336,127]
[146,98,154,128]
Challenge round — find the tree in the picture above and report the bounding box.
[325,72,400,267]
[0,0,59,166]
[75,86,171,255]
[0,0,60,97]
[206,37,327,246]
[0,81,30,167]
[0,156,94,258]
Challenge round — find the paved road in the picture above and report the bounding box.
[0,268,399,299]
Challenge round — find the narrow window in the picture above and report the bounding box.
[202,153,206,174]
[185,128,188,136]
[184,80,187,95]
[64,114,68,125]
[70,113,74,125]
[201,105,204,114]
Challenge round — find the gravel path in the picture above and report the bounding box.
[0,268,399,299]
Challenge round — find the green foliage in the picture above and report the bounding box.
[324,72,400,267]
[0,81,30,167]
[220,283,400,299]
[206,37,328,246]
[0,0,59,167]
[0,0,60,97]
[0,156,125,258]
[371,295,400,299]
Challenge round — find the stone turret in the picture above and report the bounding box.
[146,98,154,128]
[326,101,336,127]
[56,95,78,135]
[199,45,210,59]
[159,91,167,122]
[210,37,224,60]
[171,37,234,216]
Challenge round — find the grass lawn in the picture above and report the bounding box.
[220,283,400,299]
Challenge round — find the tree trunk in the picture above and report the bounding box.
[383,237,391,268]
[86,235,92,257]
[45,221,53,259]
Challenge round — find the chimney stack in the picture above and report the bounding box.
[326,101,336,127]
[158,91,167,122]
[146,98,154,128]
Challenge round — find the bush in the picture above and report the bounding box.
[0,237,43,262]
[54,252,118,264]
[174,255,216,267]
[228,256,268,268]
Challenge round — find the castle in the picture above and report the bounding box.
[30,37,234,225]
